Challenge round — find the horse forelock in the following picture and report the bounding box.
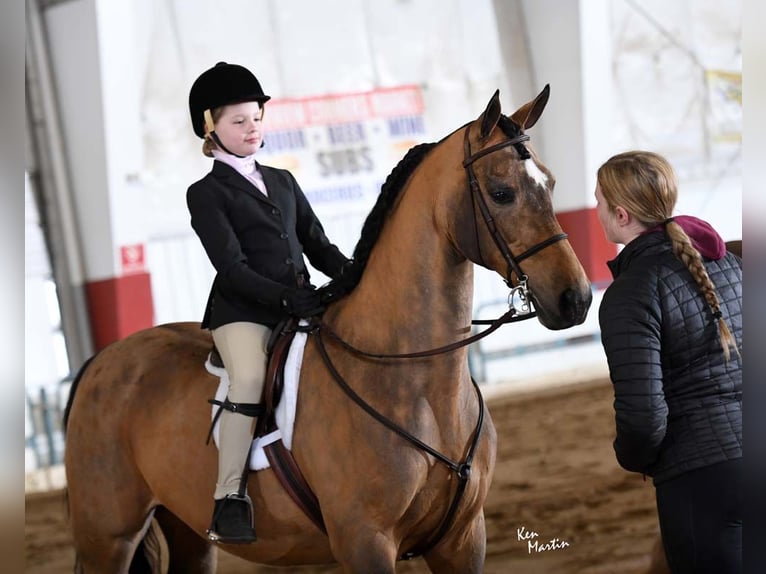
[497,115,530,159]
[497,114,522,138]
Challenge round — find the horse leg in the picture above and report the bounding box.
[154,506,218,574]
[67,449,158,573]
[422,511,486,574]
[69,500,156,574]
[329,527,398,574]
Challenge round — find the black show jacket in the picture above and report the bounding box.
[187,160,348,329]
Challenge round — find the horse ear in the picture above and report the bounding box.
[510,84,550,130]
[480,89,502,139]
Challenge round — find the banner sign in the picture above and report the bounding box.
[258,85,427,212]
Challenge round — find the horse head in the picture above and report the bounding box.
[447,87,592,329]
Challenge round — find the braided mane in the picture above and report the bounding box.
[322,114,524,298]
[324,141,437,294]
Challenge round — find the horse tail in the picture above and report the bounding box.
[69,519,163,573]
[62,355,95,432]
[128,519,163,574]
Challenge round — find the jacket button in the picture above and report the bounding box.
[285,258,293,265]
[280,232,288,239]
[271,208,280,215]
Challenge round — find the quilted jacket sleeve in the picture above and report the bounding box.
[599,273,669,474]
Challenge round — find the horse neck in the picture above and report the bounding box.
[331,136,475,358]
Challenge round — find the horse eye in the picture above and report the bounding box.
[490,188,515,205]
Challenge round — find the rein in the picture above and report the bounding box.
[304,308,534,560]
[317,307,535,360]
[312,324,484,561]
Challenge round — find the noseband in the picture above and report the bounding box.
[462,125,568,313]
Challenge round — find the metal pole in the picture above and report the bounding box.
[26,0,94,369]
[39,387,58,465]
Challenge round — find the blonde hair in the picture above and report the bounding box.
[597,151,739,361]
[201,107,225,157]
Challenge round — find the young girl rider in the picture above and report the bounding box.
[187,62,351,544]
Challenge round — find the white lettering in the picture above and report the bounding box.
[528,537,571,554]
[517,526,539,541]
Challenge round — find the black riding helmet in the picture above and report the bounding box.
[188,62,271,139]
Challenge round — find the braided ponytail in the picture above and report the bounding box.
[665,221,739,361]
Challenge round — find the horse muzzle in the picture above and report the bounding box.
[532,285,593,330]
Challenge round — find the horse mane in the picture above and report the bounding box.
[323,141,437,295]
[321,114,524,299]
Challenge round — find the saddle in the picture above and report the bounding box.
[210,317,326,533]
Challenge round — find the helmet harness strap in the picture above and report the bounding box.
[203,108,246,158]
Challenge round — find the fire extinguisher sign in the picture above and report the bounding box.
[120,244,146,275]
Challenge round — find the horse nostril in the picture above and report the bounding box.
[560,287,592,323]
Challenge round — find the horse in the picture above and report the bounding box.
[63,85,593,573]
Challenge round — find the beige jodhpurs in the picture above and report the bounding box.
[211,321,271,499]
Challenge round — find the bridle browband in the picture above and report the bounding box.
[462,124,568,299]
[303,121,571,561]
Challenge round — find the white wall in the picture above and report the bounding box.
[608,0,742,241]
[28,0,743,383]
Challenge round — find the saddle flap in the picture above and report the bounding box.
[259,318,299,432]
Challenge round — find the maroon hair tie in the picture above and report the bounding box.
[663,217,675,226]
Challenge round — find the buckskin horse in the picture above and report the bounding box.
[64,86,592,573]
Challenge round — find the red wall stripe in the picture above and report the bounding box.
[557,207,617,287]
[85,272,154,351]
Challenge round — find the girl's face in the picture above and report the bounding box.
[595,183,621,244]
[214,101,264,156]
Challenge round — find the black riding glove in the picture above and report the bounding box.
[320,259,357,304]
[280,288,324,317]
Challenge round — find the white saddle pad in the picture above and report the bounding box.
[205,328,307,471]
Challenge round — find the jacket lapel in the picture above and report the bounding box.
[212,161,276,206]
[258,164,282,201]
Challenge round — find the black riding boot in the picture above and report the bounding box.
[206,398,266,545]
[207,492,257,544]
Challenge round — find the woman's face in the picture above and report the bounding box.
[595,183,621,244]
[213,101,263,156]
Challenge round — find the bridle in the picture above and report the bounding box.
[462,124,568,314]
[305,121,572,560]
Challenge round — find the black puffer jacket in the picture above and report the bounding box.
[599,231,742,485]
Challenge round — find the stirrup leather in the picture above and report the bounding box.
[206,398,265,445]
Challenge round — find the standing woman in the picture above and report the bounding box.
[595,151,742,573]
[187,62,351,544]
